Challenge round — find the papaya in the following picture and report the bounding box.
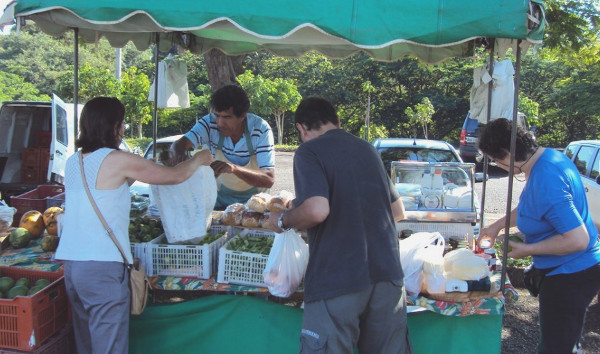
[41,235,59,252]
[42,207,63,234]
[0,277,15,292]
[18,211,45,238]
[9,227,31,248]
[7,285,28,299]
[15,277,30,288]
[35,278,51,288]
[27,285,45,296]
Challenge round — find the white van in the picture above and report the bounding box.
[0,94,81,198]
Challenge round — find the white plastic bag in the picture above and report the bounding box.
[0,201,16,234]
[150,165,217,243]
[399,232,445,296]
[421,237,446,294]
[444,248,490,281]
[263,229,309,298]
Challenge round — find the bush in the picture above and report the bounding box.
[275,144,298,152]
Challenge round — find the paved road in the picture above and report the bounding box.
[271,151,525,225]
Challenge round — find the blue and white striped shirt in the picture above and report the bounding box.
[184,113,275,169]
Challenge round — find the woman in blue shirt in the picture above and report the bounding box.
[479,118,600,353]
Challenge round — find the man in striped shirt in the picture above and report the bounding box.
[172,85,275,209]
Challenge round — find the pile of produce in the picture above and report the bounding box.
[10,207,63,250]
[226,234,274,255]
[129,217,163,243]
[0,276,52,298]
[158,232,226,246]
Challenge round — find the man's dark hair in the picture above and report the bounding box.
[76,97,125,153]
[210,84,250,117]
[295,97,340,131]
[478,118,537,162]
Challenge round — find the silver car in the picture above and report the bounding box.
[564,140,600,230]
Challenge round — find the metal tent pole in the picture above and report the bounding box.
[500,40,522,292]
[73,28,79,141]
[478,40,495,233]
[152,33,160,159]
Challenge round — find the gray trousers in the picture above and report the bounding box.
[300,280,413,354]
[64,261,130,354]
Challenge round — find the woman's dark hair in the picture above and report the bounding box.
[76,97,125,153]
[295,97,340,131]
[210,84,250,117]
[478,118,537,162]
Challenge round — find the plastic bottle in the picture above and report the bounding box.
[420,170,432,208]
[431,169,444,207]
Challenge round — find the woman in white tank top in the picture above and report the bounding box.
[56,97,212,354]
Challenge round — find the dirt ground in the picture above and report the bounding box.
[502,268,600,353]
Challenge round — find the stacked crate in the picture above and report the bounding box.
[21,131,51,184]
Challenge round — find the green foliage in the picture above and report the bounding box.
[274,144,299,152]
[56,62,120,102]
[120,67,152,138]
[494,242,532,268]
[404,97,435,139]
[0,72,50,101]
[125,137,153,153]
[237,71,302,144]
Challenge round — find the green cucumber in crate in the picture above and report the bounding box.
[129,216,163,243]
[158,232,226,245]
[226,234,273,254]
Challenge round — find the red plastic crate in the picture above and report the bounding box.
[9,185,65,216]
[20,149,40,168]
[0,267,69,352]
[0,323,74,354]
[34,131,51,149]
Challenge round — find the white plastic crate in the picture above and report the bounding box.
[130,234,163,274]
[145,225,230,279]
[217,228,275,287]
[396,221,476,247]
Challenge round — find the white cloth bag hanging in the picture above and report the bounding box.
[469,59,515,124]
[148,59,190,108]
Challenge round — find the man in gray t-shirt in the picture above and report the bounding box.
[269,97,412,353]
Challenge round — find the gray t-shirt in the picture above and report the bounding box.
[293,129,403,302]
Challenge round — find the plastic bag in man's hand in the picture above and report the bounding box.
[263,229,309,297]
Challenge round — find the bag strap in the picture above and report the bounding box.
[78,152,131,266]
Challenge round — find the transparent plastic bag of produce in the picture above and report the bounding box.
[150,165,217,244]
[399,231,444,296]
[0,201,16,233]
[263,229,309,297]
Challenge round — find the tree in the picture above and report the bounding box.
[405,98,435,139]
[55,62,120,102]
[237,71,302,145]
[0,72,50,102]
[203,49,245,91]
[119,67,152,138]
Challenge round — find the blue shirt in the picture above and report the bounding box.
[184,113,275,169]
[517,148,600,275]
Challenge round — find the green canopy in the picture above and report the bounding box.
[10,0,545,63]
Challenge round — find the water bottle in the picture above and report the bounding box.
[420,170,433,208]
[431,169,444,207]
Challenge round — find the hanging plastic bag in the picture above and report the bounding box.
[0,200,16,234]
[399,232,445,296]
[444,248,490,281]
[263,229,309,298]
[421,237,446,294]
[150,165,217,244]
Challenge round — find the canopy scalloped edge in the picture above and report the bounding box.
[10,0,545,63]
